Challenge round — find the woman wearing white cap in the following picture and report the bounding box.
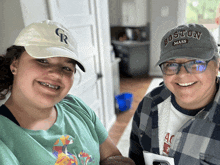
[129,24,220,165]
[0,20,135,165]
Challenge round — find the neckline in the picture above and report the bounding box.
[22,104,63,134]
[171,93,204,116]
[170,81,219,116]
[0,104,63,134]
[0,104,20,126]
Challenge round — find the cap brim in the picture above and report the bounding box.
[156,48,216,66]
[25,45,85,72]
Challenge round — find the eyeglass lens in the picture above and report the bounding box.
[161,60,208,75]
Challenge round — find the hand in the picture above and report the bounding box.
[100,156,135,165]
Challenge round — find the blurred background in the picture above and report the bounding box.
[109,0,220,77]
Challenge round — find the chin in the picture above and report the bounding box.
[175,94,196,103]
[36,97,61,108]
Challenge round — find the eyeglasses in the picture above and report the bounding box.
[160,59,211,75]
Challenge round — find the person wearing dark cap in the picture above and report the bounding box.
[0,20,135,165]
[129,24,220,165]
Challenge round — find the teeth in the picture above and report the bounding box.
[39,82,59,89]
[178,82,195,87]
[40,82,47,86]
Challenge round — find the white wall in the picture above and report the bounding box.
[19,0,49,26]
[109,0,149,26]
[108,0,122,26]
[121,0,136,26]
[0,0,50,55]
[0,1,25,55]
[149,0,187,76]
[178,0,187,25]
[136,0,148,26]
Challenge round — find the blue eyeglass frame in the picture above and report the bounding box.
[159,59,211,75]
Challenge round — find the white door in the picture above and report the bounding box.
[47,0,105,124]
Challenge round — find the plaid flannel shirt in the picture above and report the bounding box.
[129,81,220,165]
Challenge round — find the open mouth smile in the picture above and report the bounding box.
[39,81,60,90]
[177,82,196,87]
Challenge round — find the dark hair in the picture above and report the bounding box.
[0,45,25,100]
[117,31,127,40]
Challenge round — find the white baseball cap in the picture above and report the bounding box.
[14,20,85,72]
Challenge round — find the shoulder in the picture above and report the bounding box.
[60,94,87,106]
[58,94,95,120]
[60,94,88,109]
[145,81,170,98]
[133,82,171,128]
[209,84,220,124]
[141,82,171,111]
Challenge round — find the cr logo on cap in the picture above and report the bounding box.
[55,28,68,44]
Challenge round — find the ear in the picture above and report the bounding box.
[10,58,19,75]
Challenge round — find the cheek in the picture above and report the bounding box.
[163,75,174,89]
[15,64,46,83]
[69,77,74,87]
[207,62,219,77]
[201,64,218,81]
[21,66,45,78]
[198,71,216,86]
[64,74,74,88]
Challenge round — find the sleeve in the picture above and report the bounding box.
[90,109,108,145]
[129,99,146,165]
[63,94,108,144]
[0,140,20,165]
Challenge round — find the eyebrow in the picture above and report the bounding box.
[65,59,76,65]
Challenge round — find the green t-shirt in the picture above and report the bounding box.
[0,94,108,165]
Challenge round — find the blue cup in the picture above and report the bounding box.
[115,92,133,112]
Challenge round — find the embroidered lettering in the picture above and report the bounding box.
[193,31,202,40]
[168,35,173,42]
[188,30,193,37]
[55,28,68,44]
[172,39,188,46]
[173,31,178,38]
[179,30,186,37]
[164,30,202,47]
[164,38,168,46]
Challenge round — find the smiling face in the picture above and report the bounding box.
[163,58,219,110]
[10,51,76,109]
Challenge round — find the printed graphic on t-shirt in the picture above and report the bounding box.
[163,132,174,156]
[52,135,95,165]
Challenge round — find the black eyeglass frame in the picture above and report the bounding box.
[159,59,212,75]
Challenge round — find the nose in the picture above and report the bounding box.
[177,64,189,75]
[48,66,63,79]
